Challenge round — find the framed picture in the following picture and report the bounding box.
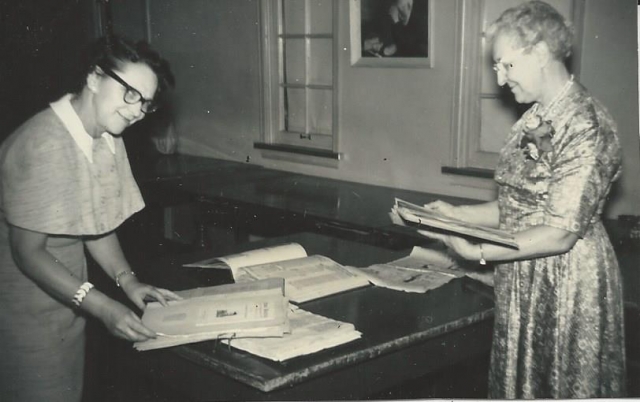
[350,0,432,68]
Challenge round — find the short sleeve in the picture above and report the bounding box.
[1,110,144,235]
[543,121,621,236]
[1,119,81,234]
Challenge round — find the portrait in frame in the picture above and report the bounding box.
[350,0,432,68]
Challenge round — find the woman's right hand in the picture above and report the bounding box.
[423,200,458,218]
[99,300,157,342]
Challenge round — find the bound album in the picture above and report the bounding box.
[134,278,290,351]
[184,243,371,303]
[393,198,518,249]
[224,306,362,362]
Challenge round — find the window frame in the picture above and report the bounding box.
[256,0,341,161]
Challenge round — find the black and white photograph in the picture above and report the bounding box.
[359,0,430,58]
[350,0,433,67]
[0,0,638,401]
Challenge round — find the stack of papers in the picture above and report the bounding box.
[138,243,369,359]
[169,244,368,360]
[359,263,460,293]
[184,243,371,303]
[233,255,370,303]
[134,278,289,351]
[394,198,518,248]
[224,305,362,362]
[359,245,494,293]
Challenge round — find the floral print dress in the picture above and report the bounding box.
[489,83,626,398]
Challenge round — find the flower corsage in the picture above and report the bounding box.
[520,114,555,161]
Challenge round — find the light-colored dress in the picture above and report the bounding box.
[0,95,144,402]
[489,83,626,398]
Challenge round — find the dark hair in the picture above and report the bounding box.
[74,35,175,97]
[485,0,574,61]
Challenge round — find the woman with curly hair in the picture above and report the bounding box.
[415,1,626,398]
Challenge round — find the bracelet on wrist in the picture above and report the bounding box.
[72,282,94,308]
[115,270,136,288]
[479,244,487,266]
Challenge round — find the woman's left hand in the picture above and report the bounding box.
[417,230,478,261]
[121,280,182,311]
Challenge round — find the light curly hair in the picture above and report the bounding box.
[485,0,574,61]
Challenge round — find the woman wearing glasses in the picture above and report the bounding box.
[0,36,181,401]
[415,1,625,398]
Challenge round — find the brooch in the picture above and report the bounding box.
[520,114,555,161]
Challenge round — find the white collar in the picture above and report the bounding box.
[50,94,115,164]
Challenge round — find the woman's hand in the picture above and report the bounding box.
[121,278,182,311]
[389,205,406,226]
[98,299,158,342]
[423,200,458,218]
[94,279,182,343]
[417,230,479,261]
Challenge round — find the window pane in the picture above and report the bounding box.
[283,0,306,35]
[284,87,306,133]
[308,39,332,86]
[263,0,337,154]
[308,88,332,135]
[283,39,306,85]
[309,0,332,34]
[479,98,519,153]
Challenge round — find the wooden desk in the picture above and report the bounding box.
[125,233,494,401]
[122,155,638,397]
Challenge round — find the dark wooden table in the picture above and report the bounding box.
[123,232,494,401]
[120,155,638,399]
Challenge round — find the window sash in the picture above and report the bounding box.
[259,0,339,157]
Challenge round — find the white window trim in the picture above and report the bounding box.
[257,0,341,161]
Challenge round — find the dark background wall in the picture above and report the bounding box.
[0,0,96,140]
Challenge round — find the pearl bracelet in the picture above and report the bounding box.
[115,270,136,287]
[72,282,94,308]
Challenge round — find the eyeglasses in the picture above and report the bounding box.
[492,46,528,75]
[100,66,158,114]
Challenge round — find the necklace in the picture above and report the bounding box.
[525,75,574,130]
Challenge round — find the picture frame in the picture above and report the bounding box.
[350,0,432,68]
